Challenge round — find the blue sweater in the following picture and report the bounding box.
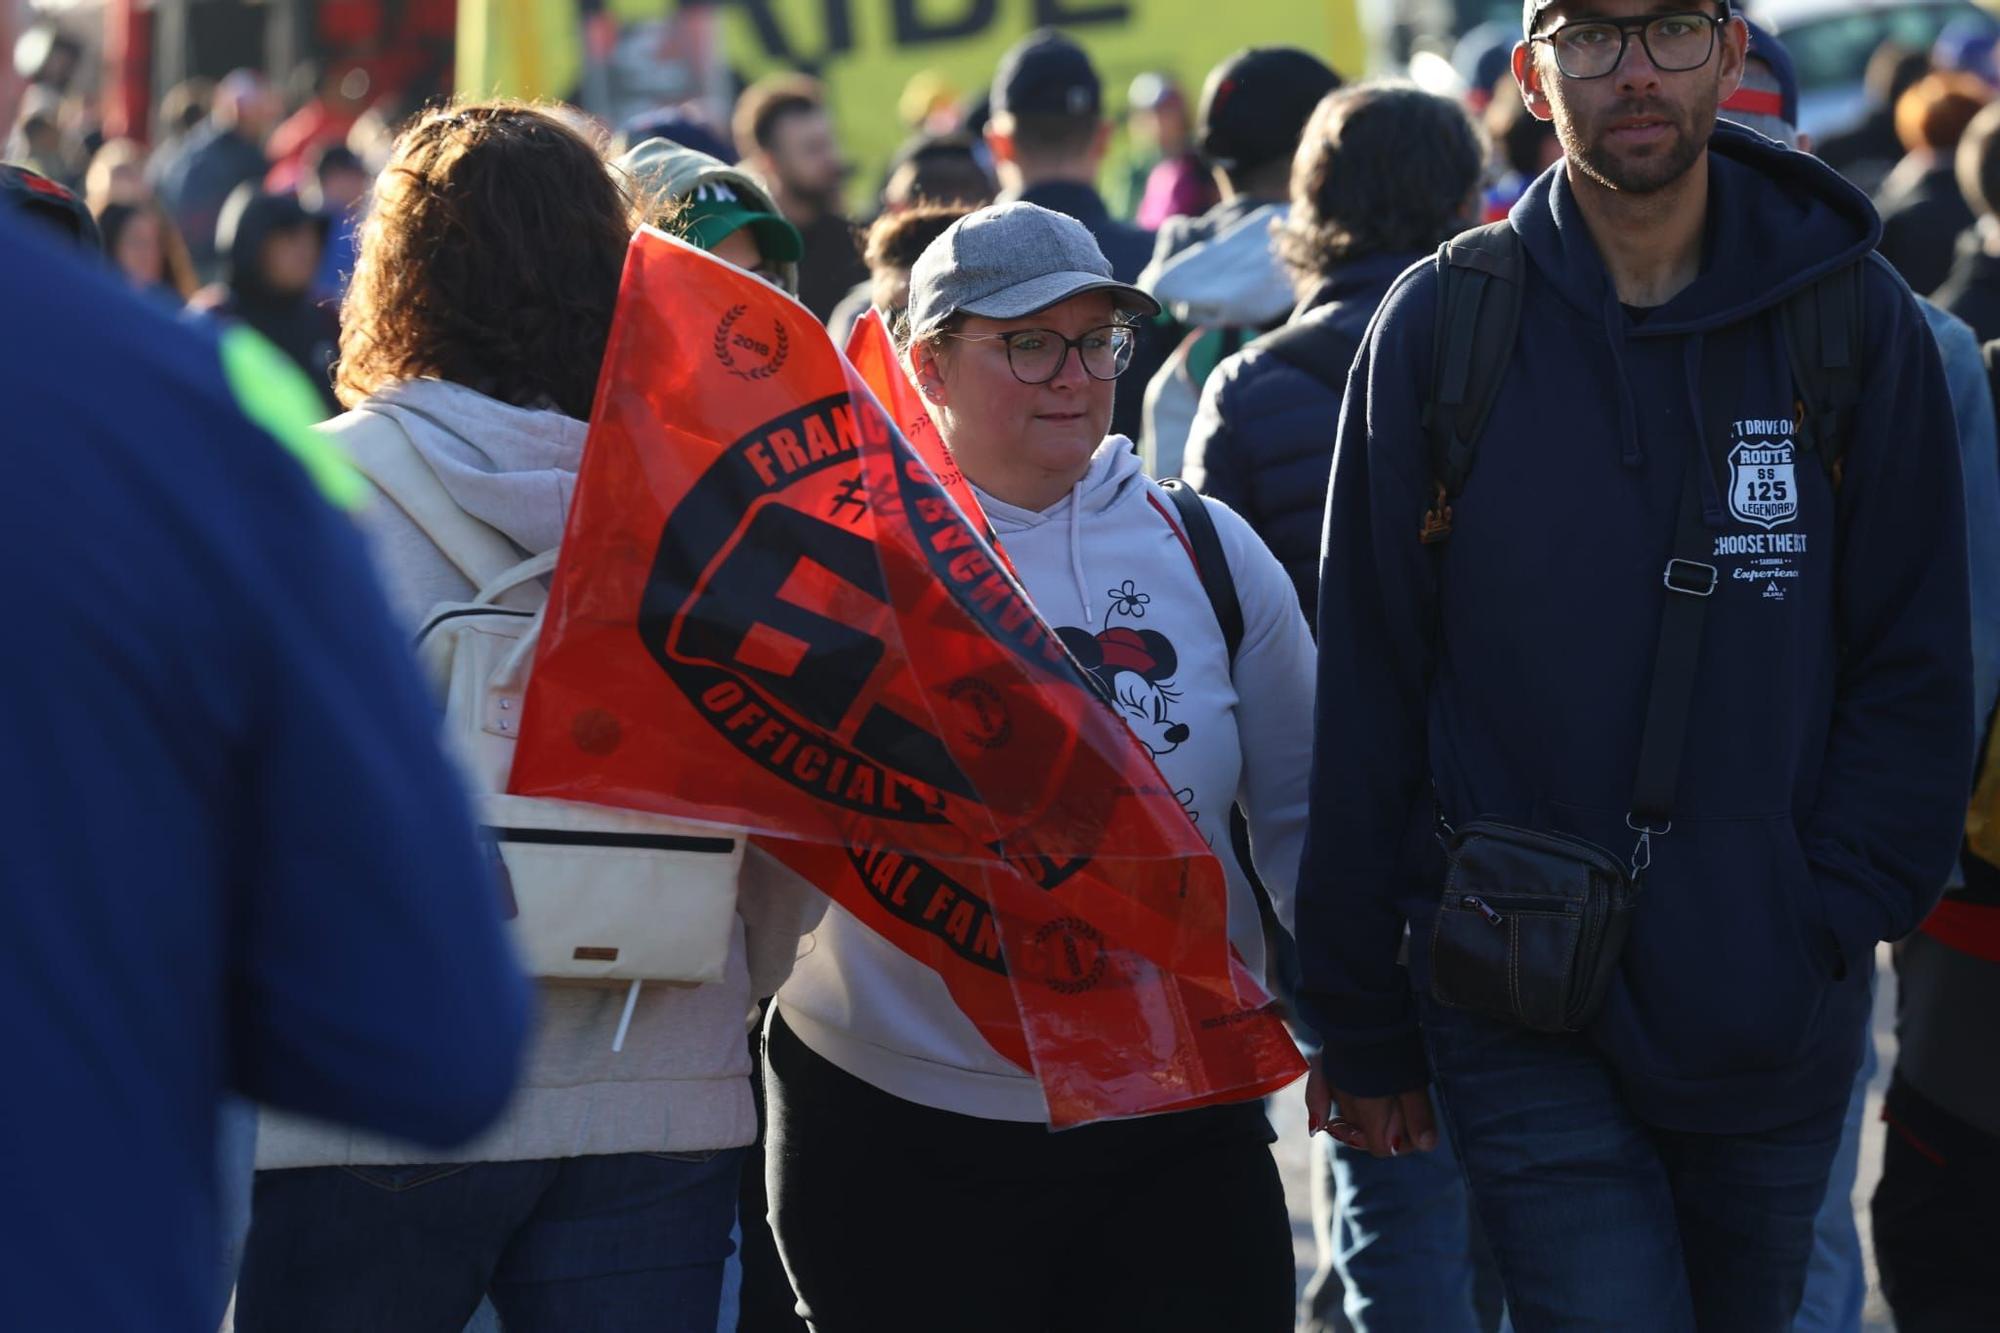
[1296,126,1974,1133]
[1185,252,1423,618]
[0,217,530,1329]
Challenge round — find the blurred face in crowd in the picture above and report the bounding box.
[260,223,322,296]
[765,108,845,210]
[915,291,1119,508]
[318,164,371,215]
[710,226,782,287]
[1516,0,1745,196]
[112,209,165,286]
[1134,99,1189,155]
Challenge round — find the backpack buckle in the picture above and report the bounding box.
[1663,559,1717,597]
[1419,484,1454,544]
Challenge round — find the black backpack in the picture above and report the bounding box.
[1271,221,1866,543]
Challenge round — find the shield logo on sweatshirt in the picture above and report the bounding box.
[1727,440,1799,530]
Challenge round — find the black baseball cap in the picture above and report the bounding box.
[1197,47,1343,174]
[991,29,1101,120]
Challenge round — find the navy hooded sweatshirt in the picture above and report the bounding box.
[0,215,531,1330]
[1296,125,1973,1133]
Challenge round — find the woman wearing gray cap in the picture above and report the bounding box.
[765,201,1317,1330]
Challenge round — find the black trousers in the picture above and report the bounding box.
[762,1010,1295,1333]
[1872,1074,2000,1333]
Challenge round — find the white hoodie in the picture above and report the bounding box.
[777,438,1316,1122]
[258,379,824,1168]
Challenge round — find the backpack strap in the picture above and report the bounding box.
[1779,261,1864,488]
[1154,478,1298,994]
[320,408,530,595]
[1420,222,1527,544]
[1157,477,1243,667]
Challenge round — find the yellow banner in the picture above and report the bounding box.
[723,0,1367,199]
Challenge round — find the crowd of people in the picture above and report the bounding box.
[6,0,2000,1330]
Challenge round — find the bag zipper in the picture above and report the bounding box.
[1456,892,1581,924]
[486,826,737,854]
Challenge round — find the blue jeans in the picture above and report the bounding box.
[215,1097,257,1309]
[1302,1089,1508,1333]
[1792,990,1877,1333]
[236,1149,746,1333]
[1422,998,1850,1332]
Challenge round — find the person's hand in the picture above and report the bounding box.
[1307,1059,1438,1159]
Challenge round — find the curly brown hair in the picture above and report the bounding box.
[334,100,638,420]
[1277,85,1484,293]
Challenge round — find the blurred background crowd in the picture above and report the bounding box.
[10,0,2000,393]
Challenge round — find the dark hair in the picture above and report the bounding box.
[1866,43,1932,109]
[1485,78,1556,181]
[308,142,365,182]
[334,100,638,420]
[883,133,995,210]
[1278,84,1484,288]
[997,111,1099,162]
[864,203,970,274]
[733,74,826,158]
[96,200,197,298]
[1957,100,2000,221]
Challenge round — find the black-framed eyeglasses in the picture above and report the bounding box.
[944,323,1137,385]
[1531,11,1725,81]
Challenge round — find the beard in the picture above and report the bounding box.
[1557,90,1717,195]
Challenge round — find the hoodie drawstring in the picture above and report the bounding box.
[1068,475,1092,624]
[1604,291,1645,469]
[1681,333,1725,525]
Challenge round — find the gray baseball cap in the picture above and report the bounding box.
[905,202,1160,340]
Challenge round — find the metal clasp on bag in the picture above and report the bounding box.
[1662,559,1718,597]
[1625,813,1669,878]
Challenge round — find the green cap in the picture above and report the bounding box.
[681,180,803,265]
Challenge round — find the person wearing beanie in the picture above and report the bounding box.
[1134,45,1342,478]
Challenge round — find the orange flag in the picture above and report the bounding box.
[842,307,1016,576]
[510,230,1303,1125]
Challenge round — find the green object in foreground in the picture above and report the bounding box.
[219,326,368,512]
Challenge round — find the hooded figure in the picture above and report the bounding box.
[614,137,803,298]
[1304,117,1972,1138]
[204,186,339,412]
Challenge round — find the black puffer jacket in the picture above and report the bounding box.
[1182,251,1420,619]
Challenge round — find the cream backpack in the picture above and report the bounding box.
[325,409,747,1048]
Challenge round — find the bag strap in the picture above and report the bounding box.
[1420,222,1526,543]
[1158,478,1243,667]
[321,408,528,593]
[1624,450,1720,876]
[1779,260,1864,486]
[1153,478,1297,992]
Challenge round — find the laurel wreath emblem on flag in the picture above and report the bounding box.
[713,304,790,380]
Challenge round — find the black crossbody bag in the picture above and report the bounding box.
[1428,453,1717,1033]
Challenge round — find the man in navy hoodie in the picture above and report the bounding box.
[0,208,532,1327]
[1297,0,1973,1326]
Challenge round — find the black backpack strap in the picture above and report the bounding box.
[1156,477,1299,999]
[1159,477,1243,667]
[1421,221,1527,543]
[1779,260,1864,487]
